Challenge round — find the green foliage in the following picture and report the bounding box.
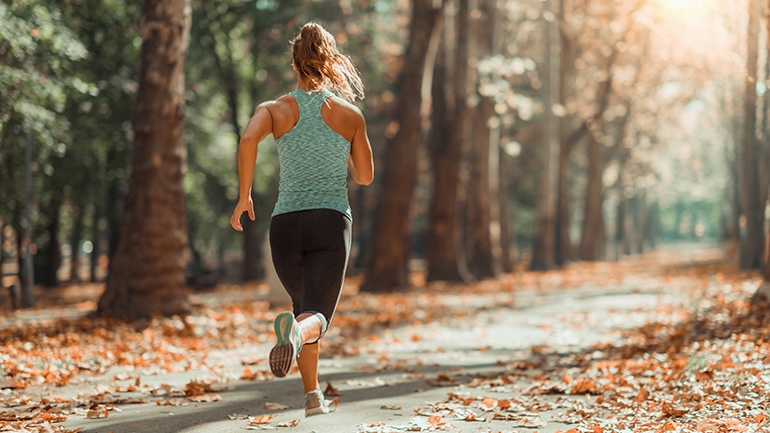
[0,0,86,236]
[1,0,400,281]
[658,198,721,242]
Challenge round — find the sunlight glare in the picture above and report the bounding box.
[658,0,710,13]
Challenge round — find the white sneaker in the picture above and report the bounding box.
[269,312,302,377]
[304,389,337,417]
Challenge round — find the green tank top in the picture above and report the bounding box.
[272,89,352,221]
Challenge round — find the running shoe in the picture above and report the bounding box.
[304,389,337,417]
[269,311,302,377]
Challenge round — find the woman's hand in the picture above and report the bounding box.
[230,197,255,231]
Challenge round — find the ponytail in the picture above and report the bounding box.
[291,22,365,102]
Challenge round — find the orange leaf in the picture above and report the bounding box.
[249,414,277,425]
[427,415,444,425]
[481,397,497,409]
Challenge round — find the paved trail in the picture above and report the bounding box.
[51,245,716,433]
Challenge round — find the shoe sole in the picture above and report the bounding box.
[270,312,297,377]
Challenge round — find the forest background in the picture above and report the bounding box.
[1,0,770,318]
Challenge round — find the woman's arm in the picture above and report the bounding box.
[230,103,274,231]
[348,108,374,185]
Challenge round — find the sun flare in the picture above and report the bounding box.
[659,0,711,13]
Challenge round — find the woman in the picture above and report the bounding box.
[229,22,374,417]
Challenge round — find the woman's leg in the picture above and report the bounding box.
[296,210,351,391]
[296,312,322,393]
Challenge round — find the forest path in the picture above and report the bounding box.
[49,244,735,433]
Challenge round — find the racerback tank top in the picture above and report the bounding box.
[272,89,352,221]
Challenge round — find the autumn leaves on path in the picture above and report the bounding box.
[2,245,769,433]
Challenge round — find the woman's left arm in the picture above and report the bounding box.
[230,103,274,231]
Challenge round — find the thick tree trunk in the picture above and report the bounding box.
[530,0,560,271]
[425,0,471,283]
[740,0,764,269]
[578,137,604,260]
[464,0,501,278]
[98,0,192,319]
[361,0,442,292]
[466,97,499,277]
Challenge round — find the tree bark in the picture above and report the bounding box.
[98,0,192,319]
[578,137,605,261]
[740,0,764,269]
[554,0,573,267]
[35,199,62,287]
[425,0,471,283]
[361,0,442,292]
[464,0,501,278]
[69,205,84,283]
[764,193,770,277]
[530,0,560,271]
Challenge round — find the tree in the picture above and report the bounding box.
[529,0,560,271]
[740,0,764,270]
[97,0,192,319]
[425,0,471,283]
[465,0,502,278]
[361,0,443,292]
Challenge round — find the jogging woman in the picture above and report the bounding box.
[229,22,374,417]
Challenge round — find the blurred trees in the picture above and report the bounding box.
[2,0,768,309]
[0,0,87,301]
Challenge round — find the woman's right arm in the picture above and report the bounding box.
[230,103,273,231]
[348,108,374,186]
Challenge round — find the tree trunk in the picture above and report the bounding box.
[634,189,647,254]
[91,201,104,282]
[764,193,770,273]
[0,219,4,289]
[361,0,442,292]
[425,0,471,283]
[69,205,84,283]
[499,153,515,272]
[464,0,501,278]
[578,137,604,260]
[615,163,627,260]
[530,0,560,271]
[555,138,572,266]
[740,0,764,269]
[466,97,499,277]
[34,199,61,287]
[98,0,192,319]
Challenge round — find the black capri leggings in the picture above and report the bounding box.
[269,209,352,337]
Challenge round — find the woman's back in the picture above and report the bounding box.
[271,89,352,220]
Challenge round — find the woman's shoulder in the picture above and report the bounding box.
[326,95,364,119]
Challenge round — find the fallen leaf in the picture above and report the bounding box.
[249,414,278,425]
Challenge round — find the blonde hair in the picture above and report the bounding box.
[291,22,365,102]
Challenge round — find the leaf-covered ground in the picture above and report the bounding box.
[0,245,768,433]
